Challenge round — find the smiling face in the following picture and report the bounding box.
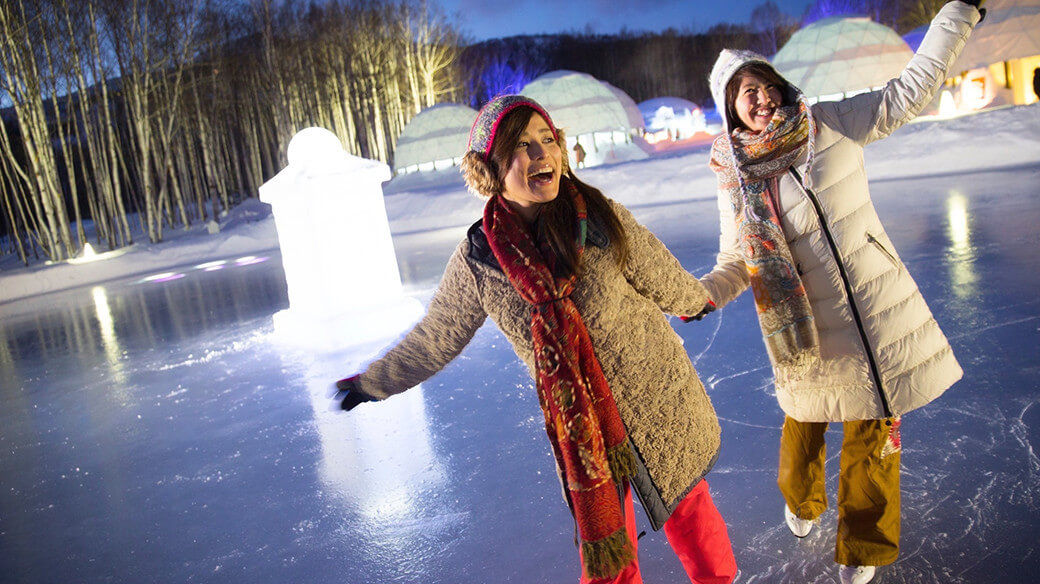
[733,71,784,134]
[498,111,563,222]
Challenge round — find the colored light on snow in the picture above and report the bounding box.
[195,260,227,270]
[234,256,268,266]
[141,272,185,284]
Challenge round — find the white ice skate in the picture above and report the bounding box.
[783,505,813,538]
[838,564,875,584]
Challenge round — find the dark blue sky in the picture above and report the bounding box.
[439,0,816,41]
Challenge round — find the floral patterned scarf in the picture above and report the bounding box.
[710,102,820,375]
[483,178,636,579]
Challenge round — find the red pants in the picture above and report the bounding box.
[579,480,737,584]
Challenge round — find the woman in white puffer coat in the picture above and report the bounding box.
[700,2,983,583]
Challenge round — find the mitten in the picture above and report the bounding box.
[954,0,986,22]
[680,299,717,323]
[334,375,374,411]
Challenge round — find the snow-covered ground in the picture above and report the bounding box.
[1,104,1039,583]
[4,105,1038,305]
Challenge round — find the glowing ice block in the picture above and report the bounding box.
[260,127,422,349]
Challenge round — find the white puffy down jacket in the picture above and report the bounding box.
[701,2,980,422]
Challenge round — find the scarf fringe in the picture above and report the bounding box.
[581,528,635,579]
[607,443,637,480]
[774,346,820,382]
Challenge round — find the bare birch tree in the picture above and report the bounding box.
[0,0,74,260]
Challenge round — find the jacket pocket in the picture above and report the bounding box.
[866,232,902,271]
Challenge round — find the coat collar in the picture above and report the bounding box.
[466,214,610,272]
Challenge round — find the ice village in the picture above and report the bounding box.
[1,1,1039,583]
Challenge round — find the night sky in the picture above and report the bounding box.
[439,0,817,41]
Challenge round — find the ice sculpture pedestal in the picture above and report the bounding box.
[259,128,422,350]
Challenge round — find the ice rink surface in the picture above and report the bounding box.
[2,161,1039,582]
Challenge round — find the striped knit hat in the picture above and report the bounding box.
[467,95,558,162]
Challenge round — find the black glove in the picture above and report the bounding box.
[955,0,986,22]
[334,375,374,411]
[680,300,717,323]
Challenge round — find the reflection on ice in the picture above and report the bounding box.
[1,162,1038,583]
[945,191,978,297]
[91,286,126,385]
[313,383,444,520]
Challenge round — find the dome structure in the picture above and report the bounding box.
[637,97,708,138]
[393,103,478,174]
[902,24,929,52]
[601,82,645,132]
[521,70,639,136]
[521,70,649,167]
[772,17,913,101]
[953,0,1040,70]
[949,0,1040,107]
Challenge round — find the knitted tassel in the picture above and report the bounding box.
[581,528,635,579]
[775,347,821,382]
[767,316,820,381]
[607,442,637,480]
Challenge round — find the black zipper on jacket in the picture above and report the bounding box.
[790,169,894,418]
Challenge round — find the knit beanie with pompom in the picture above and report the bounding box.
[461,95,561,198]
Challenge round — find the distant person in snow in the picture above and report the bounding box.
[333,95,736,583]
[1033,67,1040,101]
[573,139,587,168]
[697,3,983,584]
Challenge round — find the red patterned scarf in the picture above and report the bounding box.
[710,102,820,376]
[483,179,636,578]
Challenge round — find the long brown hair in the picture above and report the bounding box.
[487,106,630,276]
[724,62,792,131]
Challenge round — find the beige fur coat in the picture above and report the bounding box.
[356,199,719,529]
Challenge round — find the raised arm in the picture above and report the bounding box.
[611,199,712,317]
[819,1,982,146]
[341,244,487,404]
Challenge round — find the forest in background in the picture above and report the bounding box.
[0,0,952,264]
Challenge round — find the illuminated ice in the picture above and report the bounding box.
[1,106,1038,583]
[259,127,423,349]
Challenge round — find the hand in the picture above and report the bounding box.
[954,0,986,22]
[333,375,374,411]
[680,299,717,323]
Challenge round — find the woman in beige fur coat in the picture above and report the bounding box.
[700,3,982,583]
[334,95,735,584]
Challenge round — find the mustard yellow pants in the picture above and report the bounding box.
[778,416,902,567]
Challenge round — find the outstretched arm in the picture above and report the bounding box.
[821,0,983,146]
[610,199,713,317]
[335,244,487,409]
